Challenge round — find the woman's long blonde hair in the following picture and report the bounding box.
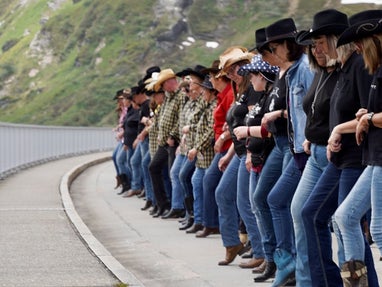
[359,34,382,75]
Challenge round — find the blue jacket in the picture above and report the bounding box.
[286,54,314,153]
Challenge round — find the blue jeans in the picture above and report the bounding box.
[202,152,225,228]
[142,152,155,204]
[139,139,150,192]
[301,162,364,287]
[268,155,303,253]
[291,144,328,287]
[369,166,382,258]
[237,156,264,259]
[117,146,132,179]
[253,135,291,261]
[215,154,241,247]
[130,141,145,190]
[191,167,205,224]
[112,142,123,175]
[335,165,380,287]
[170,154,187,210]
[179,157,196,199]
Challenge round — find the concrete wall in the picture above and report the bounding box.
[0,122,116,179]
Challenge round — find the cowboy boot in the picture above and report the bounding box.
[341,260,368,287]
[218,243,245,266]
[117,174,130,195]
[254,261,276,282]
[271,248,295,287]
[114,175,122,189]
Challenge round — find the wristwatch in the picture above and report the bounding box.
[367,112,375,127]
[220,133,225,141]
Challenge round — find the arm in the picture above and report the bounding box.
[328,119,358,152]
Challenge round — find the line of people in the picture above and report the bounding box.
[111,8,382,287]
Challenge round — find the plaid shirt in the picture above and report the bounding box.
[157,89,186,146]
[179,96,205,155]
[148,104,161,157]
[194,98,217,168]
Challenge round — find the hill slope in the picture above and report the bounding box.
[0,0,379,126]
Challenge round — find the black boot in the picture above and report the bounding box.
[184,196,194,217]
[114,175,122,189]
[254,261,276,282]
[179,217,194,230]
[117,174,130,195]
[149,205,158,215]
[141,200,152,211]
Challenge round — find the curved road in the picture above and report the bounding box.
[70,159,382,287]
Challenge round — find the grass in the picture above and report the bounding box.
[0,0,379,126]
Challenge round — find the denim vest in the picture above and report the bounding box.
[286,54,314,153]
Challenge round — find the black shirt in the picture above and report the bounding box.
[246,91,274,167]
[265,72,288,136]
[303,68,339,145]
[137,99,151,134]
[329,52,372,168]
[363,66,382,166]
[123,106,140,147]
[226,85,259,156]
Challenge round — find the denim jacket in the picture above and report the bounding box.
[286,54,314,153]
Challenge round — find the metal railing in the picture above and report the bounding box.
[0,122,116,179]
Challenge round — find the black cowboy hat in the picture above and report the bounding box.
[337,9,382,47]
[201,60,221,75]
[176,65,207,79]
[265,18,298,43]
[299,9,348,43]
[249,27,268,52]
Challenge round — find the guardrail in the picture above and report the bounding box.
[0,122,116,179]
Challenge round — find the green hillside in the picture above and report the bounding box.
[0,0,379,126]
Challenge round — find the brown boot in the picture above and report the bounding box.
[252,260,267,274]
[239,257,264,269]
[218,243,245,266]
[341,260,368,287]
[195,227,220,238]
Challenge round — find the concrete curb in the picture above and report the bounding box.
[59,155,145,287]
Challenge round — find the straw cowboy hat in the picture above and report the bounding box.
[299,9,349,43]
[153,68,177,91]
[337,9,382,47]
[144,72,160,91]
[218,46,253,74]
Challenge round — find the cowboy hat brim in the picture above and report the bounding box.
[337,19,382,47]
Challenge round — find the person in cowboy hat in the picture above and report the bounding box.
[334,9,382,287]
[163,65,206,227]
[287,9,351,287]
[213,45,265,268]
[149,68,187,218]
[194,59,234,239]
[141,73,167,212]
[185,76,218,239]
[249,17,314,285]
[232,54,280,271]
[297,9,376,287]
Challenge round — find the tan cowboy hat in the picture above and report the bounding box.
[153,68,176,91]
[218,46,253,75]
[144,72,160,91]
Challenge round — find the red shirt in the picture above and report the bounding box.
[213,84,233,152]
